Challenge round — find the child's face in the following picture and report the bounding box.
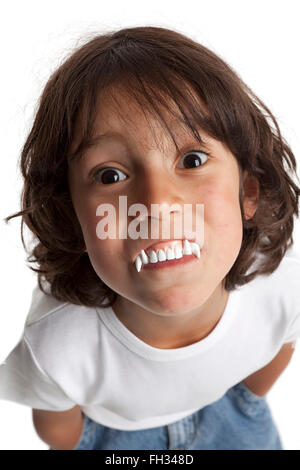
[68,88,258,317]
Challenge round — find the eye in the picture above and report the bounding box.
[93,167,127,185]
[177,150,209,169]
[92,150,209,185]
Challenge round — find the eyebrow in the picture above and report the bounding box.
[86,131,128,148]
[70,121,208,163]
[68,131,127,163]
[88,121,208,148]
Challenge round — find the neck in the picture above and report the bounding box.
[111,283,229,349]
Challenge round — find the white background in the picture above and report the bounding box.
[0,0,299,450]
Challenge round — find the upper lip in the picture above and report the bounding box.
[132,236,197,263]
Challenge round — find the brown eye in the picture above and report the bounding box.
[178,150,208,169]
[93,168,127,185]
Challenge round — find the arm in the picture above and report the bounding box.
[242,341,296,397]
[32,404,84,450]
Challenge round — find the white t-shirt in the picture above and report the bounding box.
[1,248,300,431]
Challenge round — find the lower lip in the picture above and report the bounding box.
[141,253,200,270]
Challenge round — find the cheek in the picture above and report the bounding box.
[85,235,126,290]
[204,182,243,254]
[78,209,98,247]
[77,207,128,288]
[75,192,116,247]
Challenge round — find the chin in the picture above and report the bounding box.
[145,290,207,316]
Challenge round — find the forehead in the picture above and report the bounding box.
[68,82,216,164]
[93,88,202,149]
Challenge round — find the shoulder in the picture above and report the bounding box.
[23,283,101,377]
[25,282,70,326]
[273,246,300,276]
[25,281,100,329]
[232,246,300,326]
[238,247,300,344]
[265,248,300,301]
[244,246,300,297]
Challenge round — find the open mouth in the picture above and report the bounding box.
[134,239,201,272]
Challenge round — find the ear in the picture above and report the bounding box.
[242,171,259,220]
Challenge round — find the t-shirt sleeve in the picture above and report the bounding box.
[284,313,300,344]
[0,335,76,411]
[280,251,300,345]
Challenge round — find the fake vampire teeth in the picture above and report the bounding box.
[134,239,201,272]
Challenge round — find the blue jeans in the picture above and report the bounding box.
[50,382,283,450]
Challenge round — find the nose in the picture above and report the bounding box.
[133,164,184,213]
[127,163,187,239]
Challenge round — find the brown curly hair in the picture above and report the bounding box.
[4,25,300,308]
